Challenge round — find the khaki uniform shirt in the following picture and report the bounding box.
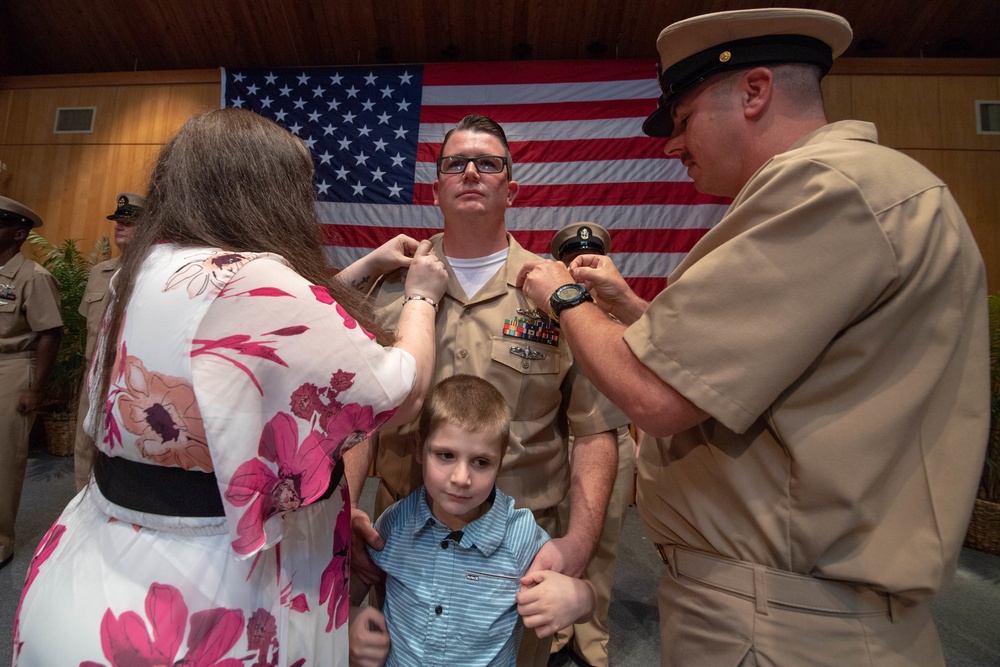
[0,252,62,353]
[625,121,989,602]
[374,233,630,513]
[78,258,119,361]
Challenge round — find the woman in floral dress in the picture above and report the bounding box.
[12,108,446,666]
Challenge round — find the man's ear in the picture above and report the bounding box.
[12,227,29,244]
[741,67,774,121]
[505,179,519,207]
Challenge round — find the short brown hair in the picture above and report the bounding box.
[418,375,510,454]
[440,114,514,181]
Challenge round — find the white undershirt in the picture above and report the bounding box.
[447,248,508,299]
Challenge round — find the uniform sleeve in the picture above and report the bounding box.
[563,362,630,437]
[624,158,898,433]
[25,268,62,331]
[191,256,417,558]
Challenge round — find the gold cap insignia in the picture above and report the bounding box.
[719,50,732,63]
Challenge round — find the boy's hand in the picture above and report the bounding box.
[349,606,390,667]
[350,508,386,593]
[516,570,595,638]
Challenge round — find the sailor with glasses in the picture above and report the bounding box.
[344,115,630,667]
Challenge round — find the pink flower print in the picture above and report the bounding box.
[289,383,325,422]
[102,395,123,450]
[319,491,352,631]
[116,356,211,471]
[225,412,338,555]
[328,369,355,396]
[88,583,245,667]
[308,285,376,340]
[246,608,278,667]
[336,302,376,341]
[324,402,397,458]
[12,523,66,661]
[310,284,335,305]
[165,251,256,298]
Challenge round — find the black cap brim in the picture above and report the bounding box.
[642,33,840,138]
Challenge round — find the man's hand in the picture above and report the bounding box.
[350,508,386,593]
[525,536,589,579]
[349,606,390,667]
[515,259,575,317]
[568,254,647,325]
[17,388,43,414]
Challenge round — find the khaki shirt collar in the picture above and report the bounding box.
[429,231,536,305]
[0,251,28,279]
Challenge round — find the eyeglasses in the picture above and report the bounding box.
[436,155,508,175]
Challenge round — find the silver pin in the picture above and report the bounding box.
[510,345,545,361]
[516,307,543,319]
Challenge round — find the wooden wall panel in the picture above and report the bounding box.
[1,142,162,251]
[938,150,1000,292]
[822,75,853,123]
[108,84,218,144]
[937,76,1000,151]
[850,75,944,149]
[1,84,217,146]
[1,64,998,292]
[0,74,218,255]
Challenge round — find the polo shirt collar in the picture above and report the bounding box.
[413,485,513,557]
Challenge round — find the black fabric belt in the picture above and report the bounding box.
[94,451,344,518]
[656,543,893,618]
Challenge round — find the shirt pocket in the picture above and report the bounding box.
[80,290,108,344]
[0,298,20,338]
[488,336,562,422]
[454,569,522,649]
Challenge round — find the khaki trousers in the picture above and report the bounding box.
[655,545,945,667]
[0,355,35,562]
[551,427,636,666]
[73,379,95,492]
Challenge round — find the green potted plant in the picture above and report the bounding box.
[965,290,1000,554]
[27,232,111,455]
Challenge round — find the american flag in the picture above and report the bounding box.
[222,61,729,301]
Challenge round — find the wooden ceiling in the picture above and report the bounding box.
[1,0,997,78]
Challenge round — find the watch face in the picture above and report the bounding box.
[555,284,584,300]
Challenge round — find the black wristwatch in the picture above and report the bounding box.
[549,283,594,324]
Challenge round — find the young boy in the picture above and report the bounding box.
[350,374,594,667]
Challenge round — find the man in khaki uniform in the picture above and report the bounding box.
[346,115,629,667]
[519,8,989,666]
[0,196,62,568]
[548,222,636,667]
[73,192,143,490]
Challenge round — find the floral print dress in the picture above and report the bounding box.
[12,245,416,667]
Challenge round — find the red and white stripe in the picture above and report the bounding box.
[318,60,729,300]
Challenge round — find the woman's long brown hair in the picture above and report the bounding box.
[88,108,389,438]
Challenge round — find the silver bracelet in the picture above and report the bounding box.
[403,294,438,313]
